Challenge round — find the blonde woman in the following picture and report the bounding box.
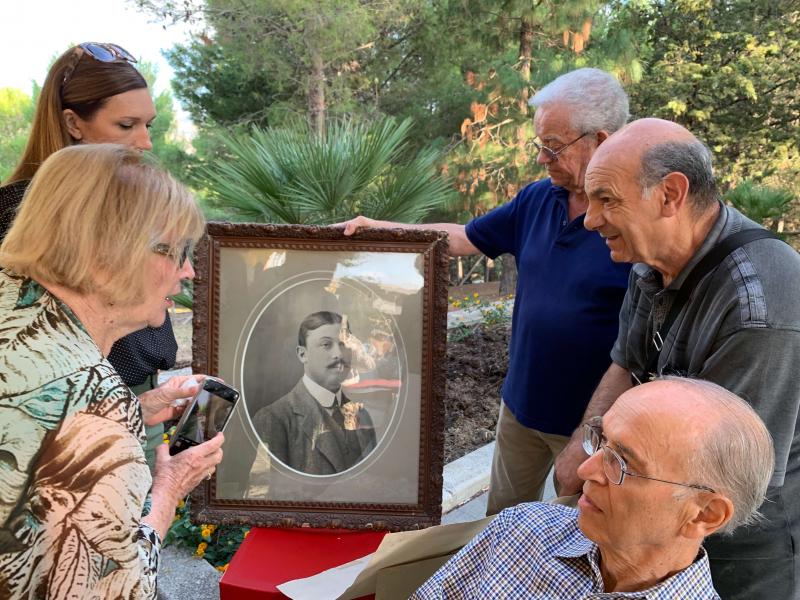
[0,145,222,599]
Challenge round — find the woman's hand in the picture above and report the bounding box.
[138,374,206,426]
[153,433,224,499]
[143,433,225,539]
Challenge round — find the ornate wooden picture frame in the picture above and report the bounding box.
[190,222,448,530]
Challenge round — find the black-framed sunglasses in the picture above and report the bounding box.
[152,240,193,266]
[62,42,137,87]
[582,417,715,493]
[531,132,590,162]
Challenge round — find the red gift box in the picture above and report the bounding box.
[220,527,388,600]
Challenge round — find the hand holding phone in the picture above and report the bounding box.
[169,377,240,455]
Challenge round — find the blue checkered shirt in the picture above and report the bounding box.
[412,503,719,599]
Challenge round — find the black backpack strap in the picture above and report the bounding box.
[631,228,781,385]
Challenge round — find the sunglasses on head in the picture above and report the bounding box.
[62,42,137,87]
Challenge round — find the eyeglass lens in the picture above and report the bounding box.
[583,422,624,485]
[83,43,115,61]
[179,242,191,265]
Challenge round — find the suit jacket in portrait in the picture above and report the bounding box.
[252,380,377,475]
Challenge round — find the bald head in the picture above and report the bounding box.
[589,118,718,214]
[596,118,695,161]
[613,377,774,534]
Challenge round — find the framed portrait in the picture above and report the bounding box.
[190,222,449,530]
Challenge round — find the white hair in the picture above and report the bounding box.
[660,377,774,535]
[530,67,629,133]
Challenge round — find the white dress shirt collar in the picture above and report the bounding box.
[302,374,341,408]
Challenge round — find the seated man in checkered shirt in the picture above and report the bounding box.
[413,377,773,599]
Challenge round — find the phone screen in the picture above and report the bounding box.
[170,379,239,454]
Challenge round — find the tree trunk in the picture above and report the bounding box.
[517,16,533,113]
[499,16,529,295]
[308,49,326,137]
[499,253,517,295]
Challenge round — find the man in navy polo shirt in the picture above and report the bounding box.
[341,68,631,515]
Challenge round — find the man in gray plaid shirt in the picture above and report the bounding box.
[414,378,772,599]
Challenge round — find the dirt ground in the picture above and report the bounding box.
[170,284,510,464]
[444,322,508,463]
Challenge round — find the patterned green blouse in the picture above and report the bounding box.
[0,271,160,598]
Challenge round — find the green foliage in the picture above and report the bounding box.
[164,41,282,128]
[623,0,800,187]
[725,180,794,229]
[137,0,401,132]
[135,0,799,226]
[202,116,454,224]
[164,497,248,571]
[136,60,194,182]
[447,322,474,343]
[0,88,34,182]
[480,301,512,327]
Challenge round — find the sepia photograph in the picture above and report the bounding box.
[190,223,448,529]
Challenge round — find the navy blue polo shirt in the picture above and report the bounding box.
[466,178,631,436]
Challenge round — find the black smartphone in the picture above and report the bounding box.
[168,377,240,455]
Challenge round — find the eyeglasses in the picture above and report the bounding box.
[152,240,193,266]
[62,42,137,87]
[582,417,716,493]
[531,132,590,162]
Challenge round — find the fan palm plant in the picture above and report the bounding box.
[201,117,454,225]
[726,180,794,233]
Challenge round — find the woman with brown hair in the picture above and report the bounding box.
[0,43,178,471]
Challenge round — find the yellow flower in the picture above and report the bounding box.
[195,549,205,558]
[162,433,170,444]
[473,292,479,298]
[177,500,185,509]
[197,542,208,552]
[243,529,250,538]
[207,524,216,534]
[216,563,229,573]
[201,527,212,538]
[463,296,468,301]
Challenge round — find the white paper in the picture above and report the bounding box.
[277,553,375,600]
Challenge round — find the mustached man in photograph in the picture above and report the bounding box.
[252,311,377,475]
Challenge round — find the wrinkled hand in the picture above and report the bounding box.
[152,432,225,501]
[334,215,379,236]
[138,374,206,426]
[554,434,588,496]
